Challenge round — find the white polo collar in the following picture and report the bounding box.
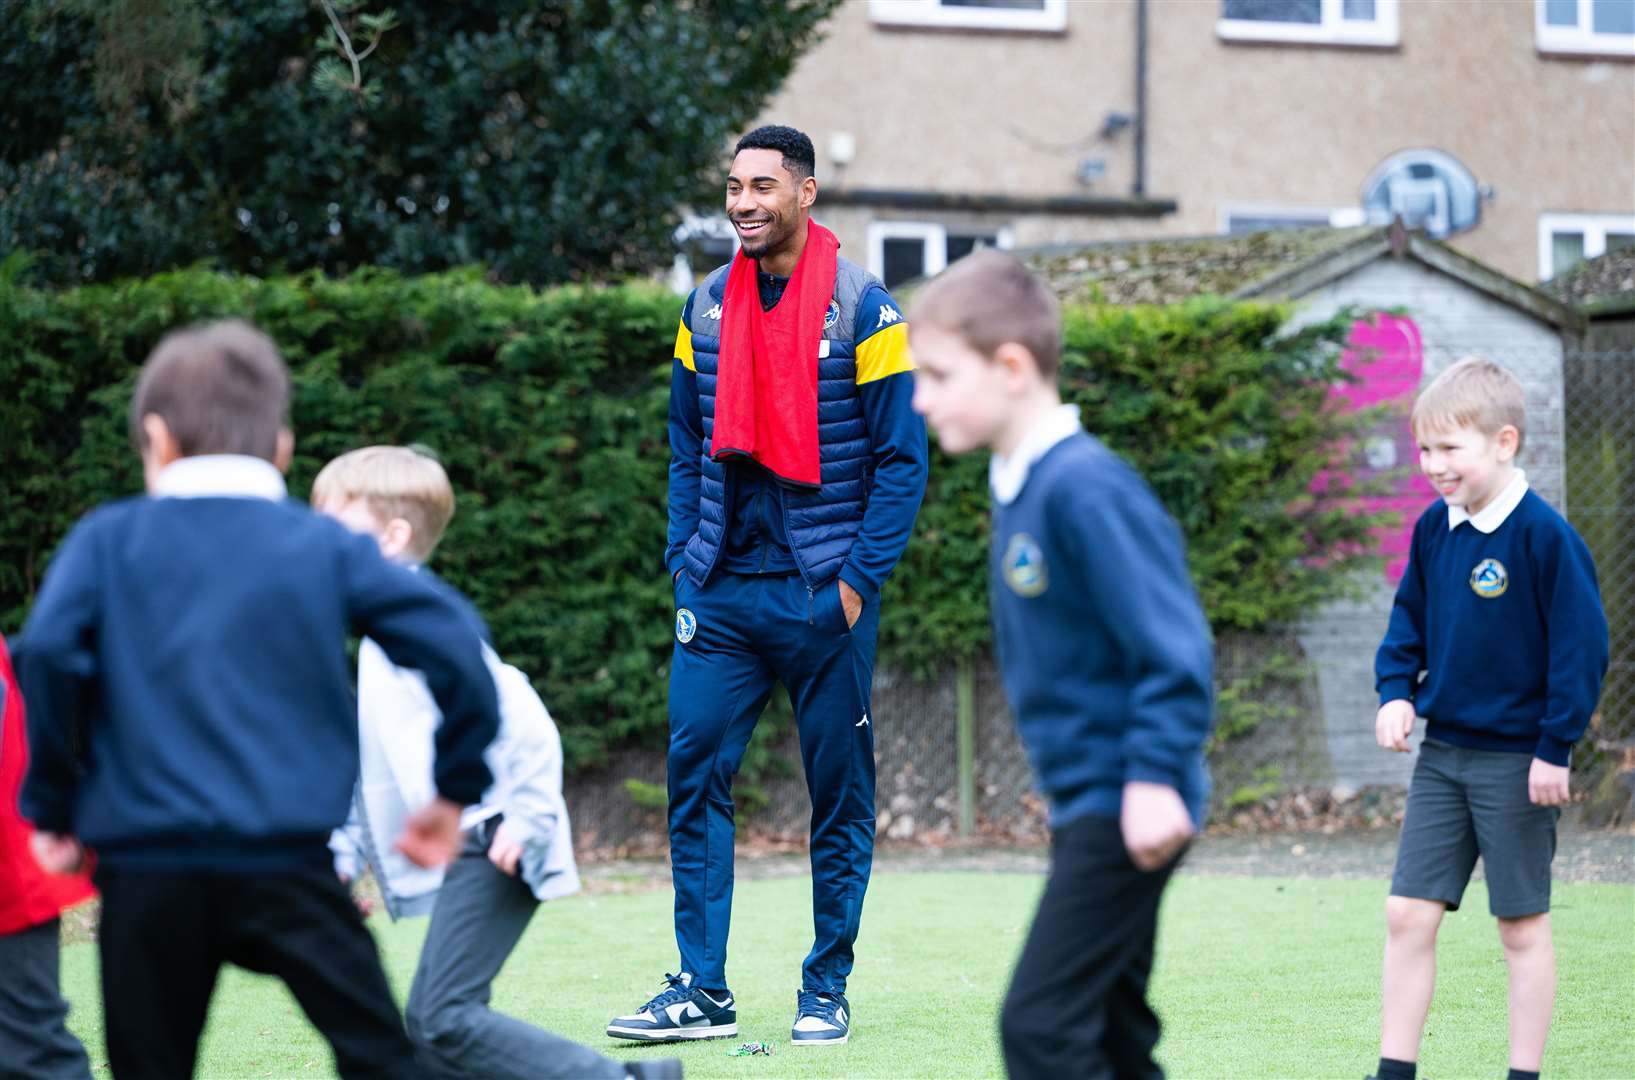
[1448,469,1527,533]
[990,404,1082,506]
[152,455,287,500]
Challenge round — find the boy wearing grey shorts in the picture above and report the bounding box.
[1370,359,1609,1080]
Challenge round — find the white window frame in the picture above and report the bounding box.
[1218,202,1366,234]
[868,221,1015,286]
[1217,0,1400,47]
[1535,0,1635,56]
[870,0,1067,33]
[871,222,945,285]
[1537,212,1635,280]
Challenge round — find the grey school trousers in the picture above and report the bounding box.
[405,817,624,1080]
[0,918,91,1080]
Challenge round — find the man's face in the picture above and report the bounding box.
[725,148,809,261]
[910,323,1012,455]
[1415,421,1516,515]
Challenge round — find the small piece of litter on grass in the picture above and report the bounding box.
[727,1041,774,1056]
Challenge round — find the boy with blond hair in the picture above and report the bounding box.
[17,321,499,1079]
[1371,358,1608,1080]
[908,251,1214,1080]
[312,446,680,1080]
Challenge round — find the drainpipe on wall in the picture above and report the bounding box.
[1134,0,1148,198]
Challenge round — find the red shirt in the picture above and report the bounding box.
[1,636,95,935]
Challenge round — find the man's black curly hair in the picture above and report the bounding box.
[735,125,816,181]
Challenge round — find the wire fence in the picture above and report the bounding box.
[563,656,1042,853]
[566,345,1635,849]
[1564,347,1635,824]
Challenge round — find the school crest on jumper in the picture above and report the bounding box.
[676,607,698,643]
[1469,558,1508,598]
[1003,533,1048,598]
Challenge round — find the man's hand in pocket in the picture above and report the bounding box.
[839,581,863,629]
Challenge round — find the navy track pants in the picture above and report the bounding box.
[667,571,878,994]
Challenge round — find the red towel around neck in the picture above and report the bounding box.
[711,220,840,490]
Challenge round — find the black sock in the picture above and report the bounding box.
[1507,1070,1539,1080]
[696,987,729,1003]
[1377,1058,1416,1080]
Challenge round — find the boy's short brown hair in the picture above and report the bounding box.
[310,446,456,563]
[908,249,1063,378]
[130,319,290,461]
[1410,356,1528,453]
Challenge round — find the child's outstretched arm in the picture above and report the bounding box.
[1056,482,1214,870]
[1375,513,1431,752]
[1532,525,1611,805]
[14,517,106,841]
[339,532,499,841]
[483,656,565,877]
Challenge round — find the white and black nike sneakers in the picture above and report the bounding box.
[606,972,738,1042]
[790,989,850,1046]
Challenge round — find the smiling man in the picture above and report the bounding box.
[606,126,927,1049]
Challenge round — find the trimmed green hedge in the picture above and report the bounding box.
[0,260,1388,768]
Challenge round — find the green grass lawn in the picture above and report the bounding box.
[61,872,1634,1079]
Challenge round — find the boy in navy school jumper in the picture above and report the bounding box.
[16,321,502,1080]
[1371,359,1608,1080]
[313,446,681,1080]
[909,251,1214,1080]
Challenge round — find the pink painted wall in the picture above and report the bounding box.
[1320,313,1436,584]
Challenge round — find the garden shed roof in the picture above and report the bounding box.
[1542,248,1635,318]
[1024,221,1578,330]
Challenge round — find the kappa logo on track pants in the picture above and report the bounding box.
[667,571,878,994]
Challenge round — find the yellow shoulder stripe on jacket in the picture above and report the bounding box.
[674,317,695,372]
[855,322,912,385]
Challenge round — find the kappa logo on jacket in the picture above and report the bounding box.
[876,305,902,329]
[703,303,723,321]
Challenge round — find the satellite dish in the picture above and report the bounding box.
[1360,149,1482,239]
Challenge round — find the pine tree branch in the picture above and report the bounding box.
[317,0,362,90]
